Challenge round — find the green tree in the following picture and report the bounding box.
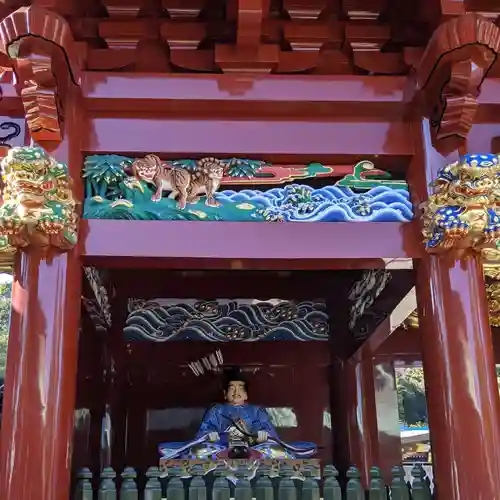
[0,281,11,377]
[396,367,428,426]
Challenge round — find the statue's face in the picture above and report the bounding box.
[225,380,247,405]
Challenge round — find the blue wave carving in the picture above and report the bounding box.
[124,300,329,342]
[217,185,413,222]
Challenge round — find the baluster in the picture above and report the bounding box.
[120,467,138,500]
[368,467,386,500]
[145,467,163,500]
[74,468,94,500]
[301,472,319,500]
[98,467,117,500]
[255,474,274,500]
[390,466,409,500]
[167,475,186,500]
[345,467,363,500]
[322,465,342,500]
[278,465,297,500]
[213,469,230,500]
[410,465,432,500]
[189,474,207,500]
[235,478,252,500]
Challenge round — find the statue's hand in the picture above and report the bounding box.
[229,428,244,440]
[257,431,268,443]
[208,432,220,442]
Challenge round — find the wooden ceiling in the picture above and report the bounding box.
[0,0,498,75]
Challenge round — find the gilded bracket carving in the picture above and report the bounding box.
[0,6,81,143]
[421,153,500,256]
[0,146,78,255]
[416,13,500,154]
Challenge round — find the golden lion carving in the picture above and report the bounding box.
[0,146,78,254]
[421,154,500,256]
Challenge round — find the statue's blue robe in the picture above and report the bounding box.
[158,403,317,459]
[196,403,278,439]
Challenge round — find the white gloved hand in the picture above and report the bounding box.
[257,430,268,443]
[208,432,220,442]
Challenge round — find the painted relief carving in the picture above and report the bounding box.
[82,267,113,332]
[406,262,500,328]
[83,156,412,223]
[486,283,500,328]
[348,270,392,331]
[160,459,320,480]
[0,146,78,253]
[124,299,329,342]
[484,264,500,327]
[421,154,500,255]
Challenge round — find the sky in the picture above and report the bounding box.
[0,274,12,284]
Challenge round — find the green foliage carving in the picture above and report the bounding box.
[83,155,133,198]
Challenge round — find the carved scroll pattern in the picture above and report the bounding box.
[417,13,500,153]
[18,54,62,142]
[0,5,81,144]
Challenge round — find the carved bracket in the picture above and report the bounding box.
[215,0,279,73]
[348,269,392,332]
[421,153,500,257]
[0,146,79,255]
[416,13,500,155]
[83,266,113,332]
[0,6,82,143]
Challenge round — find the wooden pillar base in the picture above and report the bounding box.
[416,253,500,499]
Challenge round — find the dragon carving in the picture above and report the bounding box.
[0,146,78,253]
[130,154,225,208]
[421,154,500,255]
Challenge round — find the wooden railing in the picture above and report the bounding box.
[73,464,433,499]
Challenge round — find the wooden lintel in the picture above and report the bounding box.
[85,117,413,158]
[81,72,406,106]
[81,219,424,261]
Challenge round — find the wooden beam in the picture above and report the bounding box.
[5,73,500,121]
[81,220,424,262]
[374,327,422,358]
[352,287,417,361]
[85,117,413,158]
[109,269,353,299]
[82,73,407,114]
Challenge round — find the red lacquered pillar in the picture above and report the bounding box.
[0,252,82,500]
[0,91,84,500]
[345,357,379,485]
[416,253,500,499]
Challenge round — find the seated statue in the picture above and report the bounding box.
[158,368,317,460]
